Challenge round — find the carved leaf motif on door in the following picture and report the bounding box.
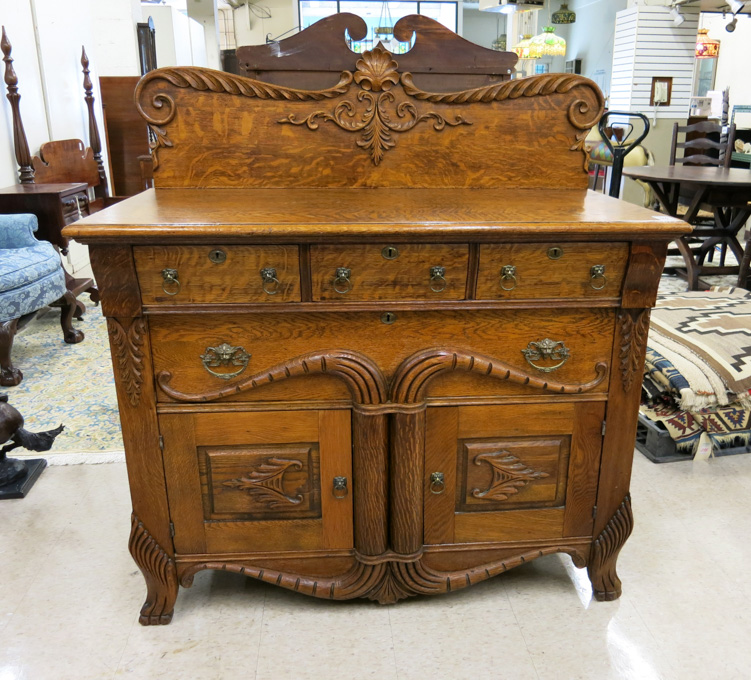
[222,457,304,508]
[278,46,472,165]
[472,451,549,501]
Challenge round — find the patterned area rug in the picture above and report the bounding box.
[4,299,123,456]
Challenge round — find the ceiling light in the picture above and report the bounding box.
[499,4,517,13]
[670,6,685,26]
[728,0,746,13]
[726,16,738,31]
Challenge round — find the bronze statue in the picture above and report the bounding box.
[0,394,63,493]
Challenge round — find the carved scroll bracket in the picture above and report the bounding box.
[108,318,146,407]
[618,309,650,392]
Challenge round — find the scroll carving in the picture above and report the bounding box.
[157,349,387,405]
[129,514,178,625]
[617,309,650,392]
[134,68,353,170]
[222,457,304,508]
[135,45,603,171]
[472,452,550,501]
[278,46,471,165]
[177,546,587,604]
[588,494,633,601]
[107,318,146,407]
[391,347,608,403]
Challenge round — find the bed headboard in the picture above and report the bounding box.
[135,15,604,190]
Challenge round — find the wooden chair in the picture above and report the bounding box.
[668,120,737,273]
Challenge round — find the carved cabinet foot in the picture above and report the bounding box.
[129,514,178,625]
[588,494,633,601]
[58,291,85,344]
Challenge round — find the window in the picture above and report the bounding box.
[298,1,457,52]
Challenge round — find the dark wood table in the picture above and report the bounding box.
[0,183,99,315]
[623,166,751,290]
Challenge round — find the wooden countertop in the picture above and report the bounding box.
[64,187,689,243]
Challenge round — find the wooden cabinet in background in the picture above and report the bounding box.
[64,14,688,625]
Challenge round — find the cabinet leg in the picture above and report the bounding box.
[128,514,178,625]
[588,494,633,601]
[0,319,22,386]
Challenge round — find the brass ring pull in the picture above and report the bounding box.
[429,265,447,293]
[161,268,181,296]
[333,267,352,294]
[333,476,348,499]
[521,338,570,373]
[200,343,250,380]
[260,267,280,295]
[500,265,517,291]
[430,471,445,495]
[590,264,606,290]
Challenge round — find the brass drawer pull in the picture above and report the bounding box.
[429,265,447,292]
[590,264,606,290]
[161,268,181,295]
[260,267,280,295]
[500,264,517,291]
[521,338,570,373]
[333,476,348,499]
[200,343,250,380]
[430,471,445,495]
[333,267,352,294]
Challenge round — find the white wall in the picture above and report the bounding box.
[143,4,208,67]
[234,0,299,46]
[461,6,506,50]
[701,12,751,110]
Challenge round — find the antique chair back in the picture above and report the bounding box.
[669,120,736,168]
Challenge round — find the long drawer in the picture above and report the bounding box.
[149,308,615,403]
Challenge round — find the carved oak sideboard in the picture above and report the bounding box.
[64,15,688,624]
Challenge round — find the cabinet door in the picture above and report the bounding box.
[160,410,353,554]
[424,402,604,545]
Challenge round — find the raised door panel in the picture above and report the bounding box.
[161,410,352,554]
[134,245,301,304]
[310,243,469,301]
[424,401,604,545]
[475,242,629,300]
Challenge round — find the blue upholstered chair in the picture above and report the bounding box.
[0,213,83,386]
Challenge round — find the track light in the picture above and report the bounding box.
[726,16,738,31]
[670,6,685,26]
[728,0,746,13]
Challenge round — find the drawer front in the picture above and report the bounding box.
[310,243,469,301]
[134,245,301,304]
[475,243,628,299]
[161,409,353,554]
[150,308,615,403]
[424,401,605,545]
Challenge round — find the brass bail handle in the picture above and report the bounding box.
[500,264,517,291]
[333,476,348,499]
[333,267,352,294]
[429,265,447,293]
[161,268,181,295]
[590,264,607,290]
[260,267,280,295]
[430,471,445,495]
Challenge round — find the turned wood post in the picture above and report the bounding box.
[2,27,35,183]
[81,46,109,197]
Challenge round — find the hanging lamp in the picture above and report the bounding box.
[512,34,542,60]
[552,3,576,24]
[695,28,720,59]
[529,26,566,57]
[374,1,394,40]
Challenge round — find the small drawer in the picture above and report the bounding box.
[310,244,468,301]
[475,243,628,299]
[134,245,301,304]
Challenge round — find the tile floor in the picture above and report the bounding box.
[2,451,751,680]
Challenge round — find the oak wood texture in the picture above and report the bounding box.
[133,245,301,304]
[66,18,691,622]
[66,187,689,244]
[310,243,468,301]
[475,243,628,299]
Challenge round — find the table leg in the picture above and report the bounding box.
[674,237,701,291]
